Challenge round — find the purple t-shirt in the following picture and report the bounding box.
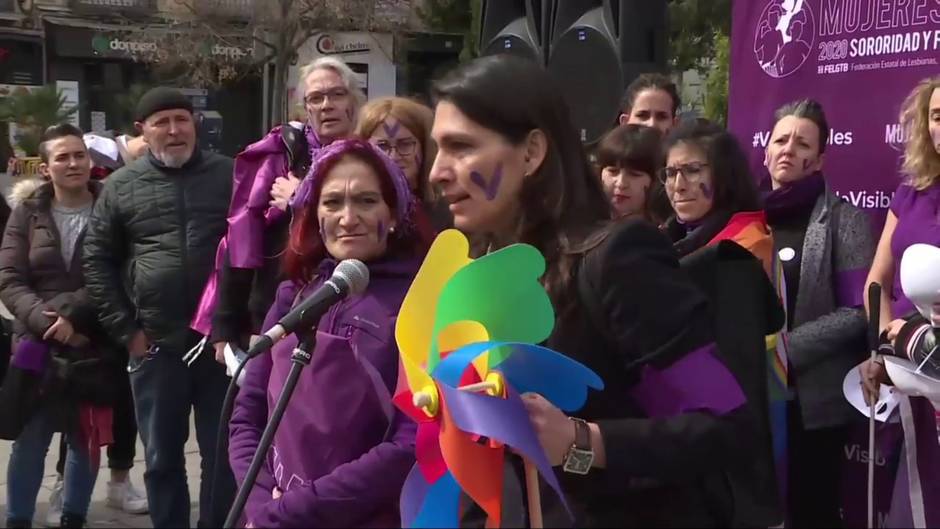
[889,182,940,317]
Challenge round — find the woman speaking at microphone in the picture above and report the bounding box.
[429,55,751,527]
[228,139,431,528]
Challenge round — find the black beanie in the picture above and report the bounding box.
[135,87,193,122]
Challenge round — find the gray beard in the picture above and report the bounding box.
[153,147,193,168]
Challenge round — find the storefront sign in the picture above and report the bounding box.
[51,24,253,62]
[69,0,156,15]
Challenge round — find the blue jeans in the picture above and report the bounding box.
[129,347,235,528]
[5,406,97,523]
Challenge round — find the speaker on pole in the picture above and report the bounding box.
[479,0,546,64]
[546,0,667,143]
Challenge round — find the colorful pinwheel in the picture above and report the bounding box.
[394,230,604,528]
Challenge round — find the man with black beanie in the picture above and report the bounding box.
[83,86,236,528]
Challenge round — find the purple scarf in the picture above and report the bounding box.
[763,172,825,225]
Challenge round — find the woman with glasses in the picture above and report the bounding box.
[660,119,785,526]
[192,56,366,364]
[355,97,452,240]
[763,99,875,527]
[662,119,773,272]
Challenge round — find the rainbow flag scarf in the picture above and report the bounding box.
[707,211,787,504]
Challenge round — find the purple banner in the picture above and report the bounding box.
[729,0,940,230]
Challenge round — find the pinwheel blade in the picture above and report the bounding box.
[401,466,461,528]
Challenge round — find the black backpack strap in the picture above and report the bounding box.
[279,125,311,177]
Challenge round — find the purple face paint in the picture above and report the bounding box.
[469,163,504,201]
[382,121,401,140]
[802,158,812,172]
[319,217,327,242]
[699,182,713,199]
[344,107,354,122]
[376,220,386,241]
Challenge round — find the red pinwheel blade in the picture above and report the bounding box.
[439,393,504,527]
[416,422,447,483]
[393,390,433,424]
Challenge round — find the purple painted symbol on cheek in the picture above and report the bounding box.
[469,163,504,201]
[376,220,386,241]
[699,183,713,199]
[319,217,327,242]
[345,108,354,122]
[382,121,401,140]
[802,159,812,171]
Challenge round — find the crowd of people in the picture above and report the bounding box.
[0,51,937,529]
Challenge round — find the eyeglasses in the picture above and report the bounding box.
[659,162,710,185]
[304,87,350,107]
[375,138,418,157]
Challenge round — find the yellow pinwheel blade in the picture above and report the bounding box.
[396,230,473,369]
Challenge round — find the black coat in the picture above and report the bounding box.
[541,220,757,527]
[83,149,233,353]
[680,241,786,527]
[211,213,290,344]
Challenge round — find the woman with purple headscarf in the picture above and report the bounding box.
[228,139,431,527]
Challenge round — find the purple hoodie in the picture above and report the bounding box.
[228,256,420,528]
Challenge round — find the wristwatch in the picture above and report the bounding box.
[562,417,594,475]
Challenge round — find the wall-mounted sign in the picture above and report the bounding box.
[51,24,252,62]
[69,0,156,15]
[315,34,371,55]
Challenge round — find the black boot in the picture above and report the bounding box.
[6,519,31,528]
[59,512,84,529]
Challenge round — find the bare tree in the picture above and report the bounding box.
[125,0,412,125]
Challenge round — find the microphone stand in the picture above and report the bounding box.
[223,331,318,528]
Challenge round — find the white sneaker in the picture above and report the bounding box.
[44,476,64,528]
[106,479,149,514]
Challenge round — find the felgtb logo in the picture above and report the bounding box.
[753,0,817,78]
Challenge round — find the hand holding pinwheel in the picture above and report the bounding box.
[394,230,604,528]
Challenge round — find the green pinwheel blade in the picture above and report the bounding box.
[428,243,555,370]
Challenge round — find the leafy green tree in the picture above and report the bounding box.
[0,86,79,155]
[703,31,730,126]
[417,0,478,62]
[668,0,731,74]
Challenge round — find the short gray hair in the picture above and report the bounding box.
[297,56,367,110]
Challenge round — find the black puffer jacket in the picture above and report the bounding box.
[83,149,233,353]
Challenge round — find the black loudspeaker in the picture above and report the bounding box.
[479,0,546,63]
[547,0,667,143]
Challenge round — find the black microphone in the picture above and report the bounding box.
[246,259,369,358]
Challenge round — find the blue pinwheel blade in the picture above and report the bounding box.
[432,341,604,412]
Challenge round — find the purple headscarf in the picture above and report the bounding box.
[290,138,416,231]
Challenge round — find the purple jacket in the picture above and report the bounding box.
[229,256,420,528]
[191,125,320,335]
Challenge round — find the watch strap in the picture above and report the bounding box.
[571,417,591,450]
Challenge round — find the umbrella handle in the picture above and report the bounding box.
[524,458,543,529]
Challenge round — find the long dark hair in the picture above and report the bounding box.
[431,55,610,308]
[663,119,761,214]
